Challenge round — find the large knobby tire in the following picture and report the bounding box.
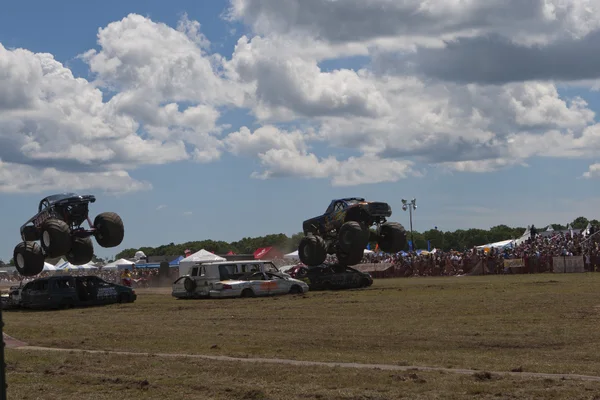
[22,226,40,242]
[378,222,407,254]
[298,235,327,266]
[65,237,94,265]
[13,242,44,277]
[338,221,369,253]
[40,219,72,257]
[336,247,364,266]
[94,212,124,248]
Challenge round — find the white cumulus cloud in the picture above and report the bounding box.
[1,4,600,193]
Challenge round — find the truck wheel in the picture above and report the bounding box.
[40,219,72,257]
[378,222,407,253]
[336,247,364,266]
[13,242,44,277]
[298,235,327,266]
[65,237,94,265]
[22,226,40,242]
[337,221,369,253]
[94,212,124,248]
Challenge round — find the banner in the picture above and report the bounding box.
[552,256,585,273]
[353,263,395,272]
[503,259,525,268]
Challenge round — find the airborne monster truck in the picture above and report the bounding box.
[13,193,125,277]
[298,198,407,267]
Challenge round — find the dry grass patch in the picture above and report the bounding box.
[7,350,600,400]
[5,274,600,376]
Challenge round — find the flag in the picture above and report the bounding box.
[375,243,379,252]
[408,240,413,251]
[427,240,431,251]
[366,243,371,250]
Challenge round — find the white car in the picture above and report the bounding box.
[172,260,310,299]
[210,271,309,298]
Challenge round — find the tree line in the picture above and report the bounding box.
[2,216,595,266]
[110,216,597,261]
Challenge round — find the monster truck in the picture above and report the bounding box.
[13,193,125,277]
[298,197,406,267]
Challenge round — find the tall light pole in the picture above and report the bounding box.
[402,198,417,251]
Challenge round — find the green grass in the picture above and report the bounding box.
[6,350,600,400]
[5,273,600,398]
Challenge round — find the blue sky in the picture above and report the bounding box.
[1,0,599,262]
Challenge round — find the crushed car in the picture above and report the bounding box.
[287,264,373,290]
[297,197,407,267]
[5,275,136,310]
[13,193,125,276]
[173,260,309,299]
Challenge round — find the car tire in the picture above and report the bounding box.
[65,237,94,266]
[336,247,364,266]
[93,212,125,248]
[337,221,369,253]
[183,277,196,293]
[40,219,72,257]
[13,241,44,277]
[59,299,75,309]
[118,293,129,303]
[298,235,327,266]
[378,222,407,254]
[241,288,255,298]
[289,285,303,294]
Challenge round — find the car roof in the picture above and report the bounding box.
[27,274,99,283]
[193,260,274,265]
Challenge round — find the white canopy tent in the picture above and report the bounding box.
[284,250,299,259]
[79,263,98,270]
[55,261,77,271]
[179,249,226,276]
[102,258,135,271]
[514,226,531,246]
[43,262,56,272]
[476,239,515,250]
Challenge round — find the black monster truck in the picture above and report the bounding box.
[298,197,406,267]
[13,193,125,277]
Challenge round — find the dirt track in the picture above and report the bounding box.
[5,333,600,383]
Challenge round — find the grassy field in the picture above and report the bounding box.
[7,350,600,400]
[5,273,600,398]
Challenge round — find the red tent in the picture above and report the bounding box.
[253,247,284,260]
[226,251,236,255]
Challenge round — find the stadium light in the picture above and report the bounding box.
[401,198,417,252]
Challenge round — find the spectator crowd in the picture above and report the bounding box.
[334,228,600,277]
[1,229,599,285]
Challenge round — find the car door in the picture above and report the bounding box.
[265,273,289,295]
[20,281,41,307]
[249,272,272,296]
[92,277,119,303]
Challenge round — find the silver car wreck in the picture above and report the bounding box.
[172,260,309,299]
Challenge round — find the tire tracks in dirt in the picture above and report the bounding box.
[5,334,600,382]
